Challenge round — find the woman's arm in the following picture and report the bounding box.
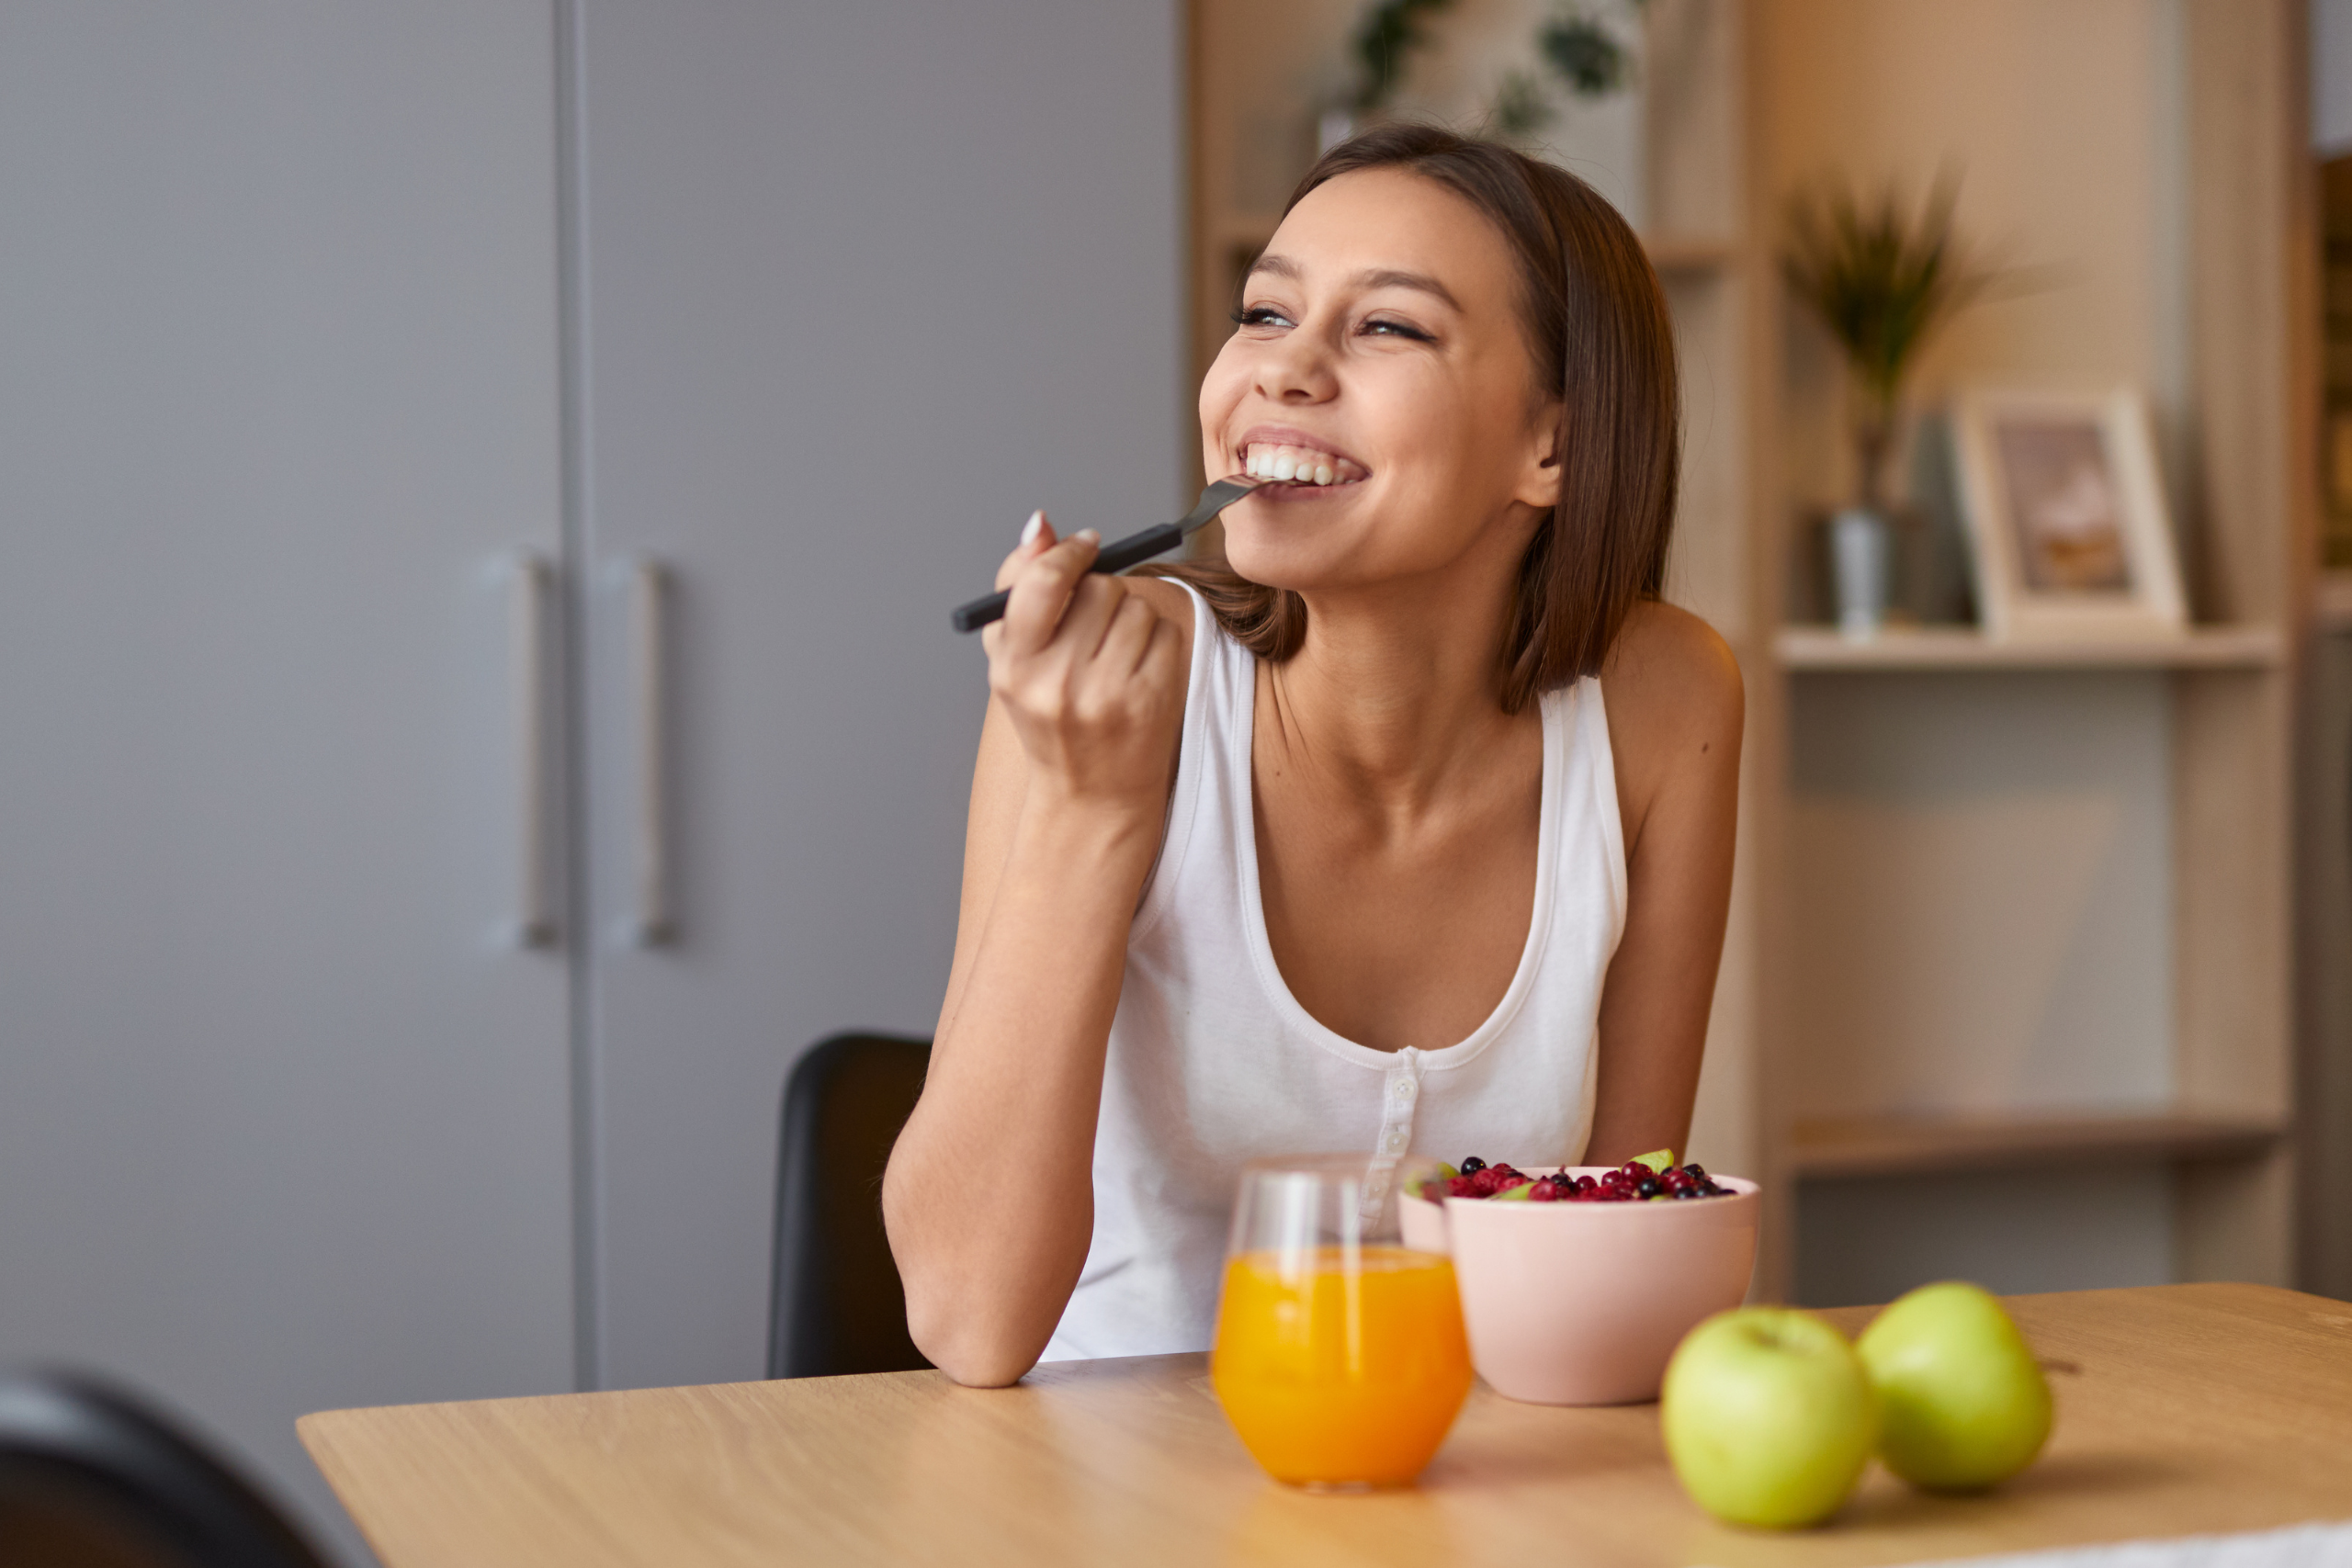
[883,520,1192,1386]
[1587,601,1745,1164]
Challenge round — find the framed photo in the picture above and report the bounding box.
[1951,385,2187,641]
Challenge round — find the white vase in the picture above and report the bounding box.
[1830,508,1892,641]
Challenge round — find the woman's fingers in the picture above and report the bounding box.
[1092,586,1159,676]
[1135,610,1185,686]
[1050,570,1125,670]
[997,527,1102,655]
[991,510,1054,592]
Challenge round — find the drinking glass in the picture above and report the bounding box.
[1208,1154,1472,1489]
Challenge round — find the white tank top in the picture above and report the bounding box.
[1042,582,1627,1361]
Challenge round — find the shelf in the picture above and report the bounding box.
[1787,1109,2286,1179]
[1774,624,2285,671]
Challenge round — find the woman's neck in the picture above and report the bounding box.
[1261,546,1535,822]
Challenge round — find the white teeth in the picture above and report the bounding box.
[1238,440,1361,485]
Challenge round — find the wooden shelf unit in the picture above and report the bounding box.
[1745,0,2312,1300]
[1773,624,2286,671]
[1788,1109,2287,1179]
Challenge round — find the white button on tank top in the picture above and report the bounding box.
[1042,582,1627,1361]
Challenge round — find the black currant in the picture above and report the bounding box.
[1459,1156,1487,1174]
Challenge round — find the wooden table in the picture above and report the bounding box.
[300,1284,2352,1567]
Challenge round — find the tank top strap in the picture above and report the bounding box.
[1551,674,1628,920]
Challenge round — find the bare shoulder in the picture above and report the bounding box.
[1601,601,1742,728]
[1598,601,1743,831]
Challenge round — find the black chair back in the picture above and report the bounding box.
[0,1371,331,1568]
[767,1032,933,1379]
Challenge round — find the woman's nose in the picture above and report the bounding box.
[1254,330,1337,404]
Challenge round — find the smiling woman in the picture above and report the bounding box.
[883,124,1743,1387]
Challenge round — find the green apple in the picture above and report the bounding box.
[1661,1307,1877,1529]
[1856,1281,2052,1492]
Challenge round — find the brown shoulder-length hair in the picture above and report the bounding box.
[1155,122,1679,710]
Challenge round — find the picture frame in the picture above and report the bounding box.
[1951,384,2187,641]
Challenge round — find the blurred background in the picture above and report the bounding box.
[0,2,2343,1562]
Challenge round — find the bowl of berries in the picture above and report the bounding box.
[1402,1152,1758,1406]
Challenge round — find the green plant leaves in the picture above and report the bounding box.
[1780,174,1987,415]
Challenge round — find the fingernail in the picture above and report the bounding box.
[1075,528,1099,544]
[1019,510,1045,546]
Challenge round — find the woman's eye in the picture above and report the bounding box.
[1230,305,1293,329]
[1362,316,1432,342]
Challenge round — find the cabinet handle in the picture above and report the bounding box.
[626,557,674,945]
[509,551,558,948]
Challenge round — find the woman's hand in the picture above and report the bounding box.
[981,513,1187,815]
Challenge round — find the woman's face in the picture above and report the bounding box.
[1199,166,1561,596]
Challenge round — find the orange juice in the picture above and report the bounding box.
[1209,1245,1473,1487]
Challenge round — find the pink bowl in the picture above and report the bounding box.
[1400,1168,1759,1405]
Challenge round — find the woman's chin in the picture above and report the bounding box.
[1219,531,1342,592]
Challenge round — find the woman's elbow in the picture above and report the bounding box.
[906,1293,1044,1388]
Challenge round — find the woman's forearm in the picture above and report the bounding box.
[884,794,1160,1385]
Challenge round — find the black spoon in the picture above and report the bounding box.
[950,476,1261,633]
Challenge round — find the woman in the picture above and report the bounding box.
[883,125,1743,1387]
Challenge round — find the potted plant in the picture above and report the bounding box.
[1324,0,1644,152]
[1781,176,1986,637]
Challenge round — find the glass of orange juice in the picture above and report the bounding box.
[1210,1154,1472,1489]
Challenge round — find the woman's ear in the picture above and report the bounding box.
[1515,407,1566,511]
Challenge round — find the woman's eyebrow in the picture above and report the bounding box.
[1242,254,1460,312]
[1354,268,1461,310]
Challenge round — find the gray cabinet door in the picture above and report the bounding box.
[569,0,1185,1391]
[0,6,574,1560]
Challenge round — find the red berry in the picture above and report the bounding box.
[1469,1168,1502,1196]
[1446,1175,1476,1197]
[1495,1172,1531,1191]
[1530,1179,1559,1201]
